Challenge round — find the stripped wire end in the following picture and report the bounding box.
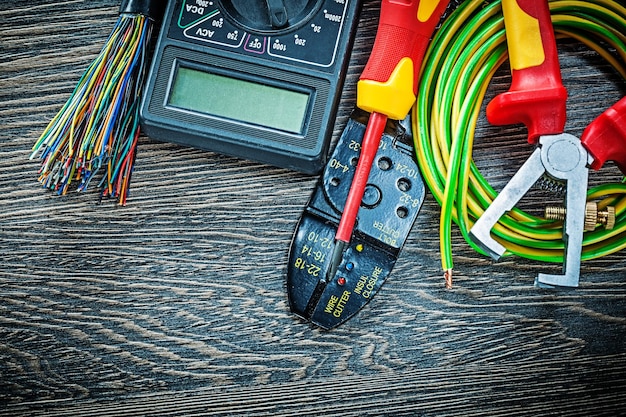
[444,269,453,289]
[30,0,163,205]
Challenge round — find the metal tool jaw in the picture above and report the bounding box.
[469,133,592,288]
[287,110,426,329]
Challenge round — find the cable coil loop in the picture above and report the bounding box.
[413,0,626,273]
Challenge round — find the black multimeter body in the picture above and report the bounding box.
[140,0,362,174]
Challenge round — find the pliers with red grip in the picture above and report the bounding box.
[469,0,626,287]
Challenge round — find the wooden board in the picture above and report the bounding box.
[1,0,625,415]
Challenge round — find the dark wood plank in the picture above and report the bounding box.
[1,0,626,415]
[5,356,626,416]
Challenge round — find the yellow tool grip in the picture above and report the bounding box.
[356,0,449,120]
[357,57,415,121]
[502,0,545,70]
[487,0,567,143]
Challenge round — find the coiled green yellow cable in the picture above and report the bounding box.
[413,0,626,278]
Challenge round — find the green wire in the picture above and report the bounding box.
[413,0,626,274]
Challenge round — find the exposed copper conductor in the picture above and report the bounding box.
[444,269,453,289]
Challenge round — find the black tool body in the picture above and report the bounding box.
[287,110,426,329]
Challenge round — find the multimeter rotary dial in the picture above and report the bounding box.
[219,0,322,34]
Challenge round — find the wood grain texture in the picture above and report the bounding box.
[1,0,626,415]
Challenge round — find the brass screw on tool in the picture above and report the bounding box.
[597,205,616,230]
[545,202,616,231]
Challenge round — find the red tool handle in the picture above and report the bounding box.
[486,0,567,144]
[336,0,449,244]
[581,96,626,174]
[356,0,450,120]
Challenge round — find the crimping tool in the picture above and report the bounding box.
[469,0,626,287]
[287,0,450,328]
[287,111,425,329]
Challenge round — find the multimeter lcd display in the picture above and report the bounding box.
[168,67,310,134]
[140,0,362,173]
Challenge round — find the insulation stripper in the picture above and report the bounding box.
[469,0,626,287]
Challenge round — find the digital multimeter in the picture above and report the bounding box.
[140,0,362,174]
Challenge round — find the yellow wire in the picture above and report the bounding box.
[414,0,626,273]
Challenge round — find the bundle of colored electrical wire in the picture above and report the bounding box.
[30,0,164,205]
[413,0,626,283]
